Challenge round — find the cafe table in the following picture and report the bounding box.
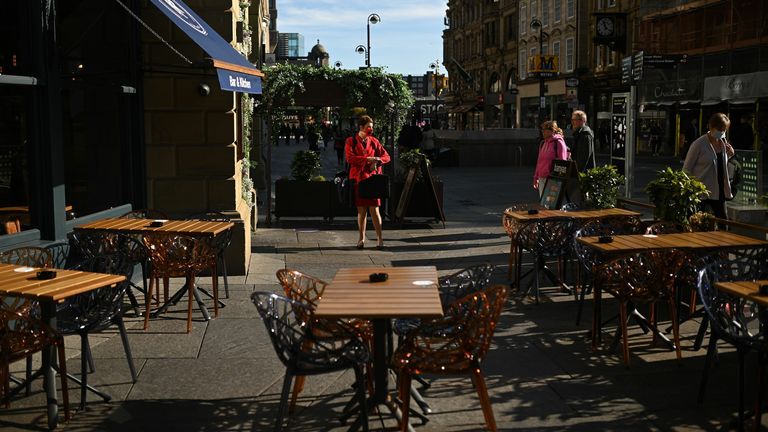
[576,230,768,347]
[0,263,125,429]
[74,218,234,320]
[314,266,443,426]
[502,207,642,287]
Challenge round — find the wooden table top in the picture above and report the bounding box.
[314,266,444,319]
[503,207,641,221]
[577,230,768,254]
[0,263,126,302]
[74,218,233,237]
[715,280,768,307]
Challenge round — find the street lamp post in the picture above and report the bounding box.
[530,18,548,126]
[366,13,380,68]
[429,60,442,128]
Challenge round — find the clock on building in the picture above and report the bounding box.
[597,16,615,37]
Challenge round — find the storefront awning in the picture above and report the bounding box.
[448,103,481,113]
[701,99,721,106]
[150,0,263,94]
[703,71,768,102]
[729,98,758,105]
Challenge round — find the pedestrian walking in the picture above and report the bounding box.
[533,120,568,197]
[346,115,390,250]
[683,112,735,219]
[570,110,595,172]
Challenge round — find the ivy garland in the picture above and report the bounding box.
[240,91,255,207]
[262,63,414,142]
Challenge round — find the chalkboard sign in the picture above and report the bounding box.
[540,177,566,209]
[394,155,445,226]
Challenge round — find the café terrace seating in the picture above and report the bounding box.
[515,217,576,303]
[394,284,508,432]
[252,292,370,432]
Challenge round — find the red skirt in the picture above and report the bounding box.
[353,182,380,207]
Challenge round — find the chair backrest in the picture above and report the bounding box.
[0,246,52,268]
[2,216,21,234]
[502,204,534,239]
[573,216,643,273]
[644,221,690,235]
[276,269,328,310]
[596,249,685,303]
[251,291,367,370]
[142,234,214,278]
[517,217,576,257]
[186,212,232,252]
[57,253,135,333]
[44,240,73,269]
[447,284,508,362]
[120,209,169,220]
[696,248,768,351]
[438,264,494,309]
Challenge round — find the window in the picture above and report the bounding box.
[505,14,516,41]
[566,0,574,18]
[608,0,617,7]
[565,37,574,71]
[542,0,549,26]
[541,43,548,55]
[520,4,527,35]
[531,0,538,19]
[519,48,527,79]
[553,39,561,71]
[595,44,604,69]
[554,0,561,23]
[607,48,615,66]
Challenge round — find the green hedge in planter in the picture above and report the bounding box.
[579,165,624,209]
[645,167,709,226]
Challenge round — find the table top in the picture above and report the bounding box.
[0,263,126,302]
[577,230,768,254]
[74,218,233,237]
[503,207,641,221]
[715,280,768,307]
[314,266,444,319]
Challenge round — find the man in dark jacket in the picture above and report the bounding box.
[571,110,595,172]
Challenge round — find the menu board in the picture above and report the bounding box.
[540,177,565,209]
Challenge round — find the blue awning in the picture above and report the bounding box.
[150,0,262,94]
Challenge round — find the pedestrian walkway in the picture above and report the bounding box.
[1,143,759,431]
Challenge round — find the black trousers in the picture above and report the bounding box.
[701,198,727,219]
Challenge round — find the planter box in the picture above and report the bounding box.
[389,181,444,219]
[274,180,333,219]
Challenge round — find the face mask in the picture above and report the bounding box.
[364,127,373,136]
[711,130,726,140]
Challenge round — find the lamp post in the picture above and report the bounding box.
[366,13,380,68]
[530,18,548,126]
[429,60,442,128]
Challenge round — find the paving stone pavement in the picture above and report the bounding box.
[1,143,763,431]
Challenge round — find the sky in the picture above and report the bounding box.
[276,0,448,76]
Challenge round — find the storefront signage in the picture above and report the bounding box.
[703,71,768,101]
[565,78,579,87]
[621,56,632,85]
[528,55,559,78]
[644,54,687,69]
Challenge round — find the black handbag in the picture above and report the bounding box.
[334,169,353,206]
[358,174,390,199]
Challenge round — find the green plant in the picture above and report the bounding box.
[398,148,430,182]
[290,150,321,181]
[689,211,714,232]
[645,167,709,226]
[311,175,326,182]
[579,165,625,209]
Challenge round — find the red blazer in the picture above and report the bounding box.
[345,134,391,183]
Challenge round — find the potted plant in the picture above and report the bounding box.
[645,167,709,226]
[579,165,625,209]
[274,151,333,219]
[390,149,444,219]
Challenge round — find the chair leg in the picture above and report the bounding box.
[738,349,746,431]
[668,297,682,362]
[398,371,412,432]
[1,360,9,408]
[220,255,230,299]
[186,275,194,334]
[25,354,32,395]
[56,340,70,422]
[79,334,88,410]
[163,277,170,303]
[276,371,294,432]
[289,375,305,414]
[649,303,657,346]
[507,241,515,282]
[354,365,369,432]
[619,302,631,367]
[754,353,766,432]
[697,334,718,405]
[144,276,154,330]
[212,263,219,318]
[115,316,138,383]
[693,315,710,351]
[471,368,497,432]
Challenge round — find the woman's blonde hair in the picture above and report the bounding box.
[708,112,730,131]
[540,120,563,135]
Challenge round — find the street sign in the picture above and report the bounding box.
[540,96,546,108]
[565,77,579,87]
[621,55,632,85]
[644,54,687,68]
[528,55,559,78]
[632,51,644,81]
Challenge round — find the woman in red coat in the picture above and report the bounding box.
[345,115,391,249]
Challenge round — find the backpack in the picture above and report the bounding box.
[726,155,741,201]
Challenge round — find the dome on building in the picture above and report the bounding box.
[308,39,330,67]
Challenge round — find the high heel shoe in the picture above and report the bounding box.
[376,240,384,250]
[356,240,365,249]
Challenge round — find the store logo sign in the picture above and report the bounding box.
[157,0,207,35]
[725,77,750,96]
